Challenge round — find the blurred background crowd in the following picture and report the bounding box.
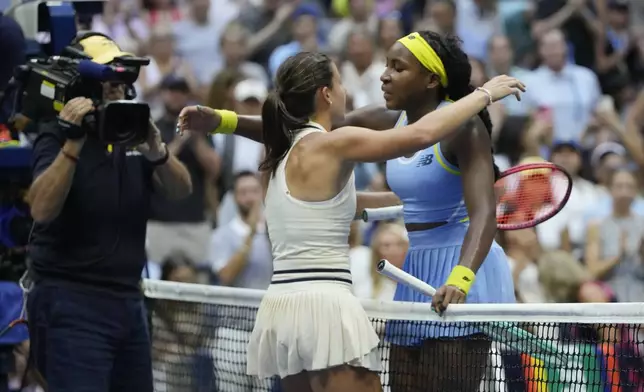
[66,0,644,308]
[3,0,644,390]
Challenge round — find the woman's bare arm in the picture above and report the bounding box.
[233,105,399,143]
[448,118,497,274]
[318,90,495,162]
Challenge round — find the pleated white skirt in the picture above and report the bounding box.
[246,282,381,379]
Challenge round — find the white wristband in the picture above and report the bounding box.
[476,87,493,106]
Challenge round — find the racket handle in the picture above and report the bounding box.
[362,206,404,222]
[377,259,437,296]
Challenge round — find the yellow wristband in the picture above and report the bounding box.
[445,265,476,295]
[212,109,238,134]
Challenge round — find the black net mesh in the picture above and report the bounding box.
[145,286,644,392]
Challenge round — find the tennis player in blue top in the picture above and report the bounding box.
[179,30,518,392]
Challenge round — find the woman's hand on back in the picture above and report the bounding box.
[481,75,526,102]
[177,105,221,136]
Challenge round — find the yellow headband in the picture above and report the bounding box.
[397,32,449,88]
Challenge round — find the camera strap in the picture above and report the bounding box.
[57,117,86,140]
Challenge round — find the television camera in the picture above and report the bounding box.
[7,43,152,146]
[9,46,152,145]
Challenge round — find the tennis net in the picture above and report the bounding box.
[143,280,644,392]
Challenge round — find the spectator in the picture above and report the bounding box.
[524,29,601,142]
[143,0,182,28]
[591,141,627,191]
[173,0,224,88]
[341,26,386,109]
[595,0,634,100]
[239,0,296,69]
[91,0,148,53]
[268,4,323,77]
[486,34,531,116]
[328,0,378,53]
[532,0,597,69]
[215,79,267,226]
[455,0,503,61]
[539,250,613,304]
[537,141,600,255]
[498,228,545,303]
[151,253,203,392]
[610,235,644,302]
[584,170,644,288]
[423,0,456,35]
[137,26,199,119]
[147,76,220,266]
[209,171,272,289]
[218,23,269,85]
[352,222,408,300]
[375,13,403,58]
[586,141,644,218]
[502,0,536,68]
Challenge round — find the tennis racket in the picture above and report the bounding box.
[361,162,572,231]
[377,259,569,367]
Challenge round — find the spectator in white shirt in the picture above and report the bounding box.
[486,34,532,116]
[173,0,225,87]
[341,26,386,109]
[456,0,502,61]
[209,171,272,289]
[523,29,602,142]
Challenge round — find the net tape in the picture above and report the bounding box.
[143,280,644,391]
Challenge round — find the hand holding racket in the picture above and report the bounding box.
[361,161,572,230]
[432,285,465,315]
[377,259,570,367]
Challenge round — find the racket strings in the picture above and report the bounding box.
[496,168,570,228]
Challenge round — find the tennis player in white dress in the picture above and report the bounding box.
[177,52,524,392]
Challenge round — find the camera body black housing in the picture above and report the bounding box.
[11,52,151,147]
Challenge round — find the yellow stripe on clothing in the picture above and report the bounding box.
[433,144,460,175]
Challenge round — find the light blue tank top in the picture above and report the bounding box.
[386,107,470,247]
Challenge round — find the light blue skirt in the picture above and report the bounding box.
[385,227,515,346]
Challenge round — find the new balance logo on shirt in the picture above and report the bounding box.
[416,154,434,167]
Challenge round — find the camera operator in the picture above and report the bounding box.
[24,34,192,392]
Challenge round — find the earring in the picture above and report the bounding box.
[329,101,333,105]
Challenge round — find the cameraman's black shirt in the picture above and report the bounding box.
[28,121,154,295]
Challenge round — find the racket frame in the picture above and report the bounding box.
[496,162,573,231]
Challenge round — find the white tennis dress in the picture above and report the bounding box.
[246,124,381,379]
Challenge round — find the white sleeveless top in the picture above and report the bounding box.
[265,122,356,287]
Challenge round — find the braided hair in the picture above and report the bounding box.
[418,31,500,180]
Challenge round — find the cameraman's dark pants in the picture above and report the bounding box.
[27,283,153,392]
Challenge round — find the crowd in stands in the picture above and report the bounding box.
[119,0,644,307]
[3,0,644,390]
